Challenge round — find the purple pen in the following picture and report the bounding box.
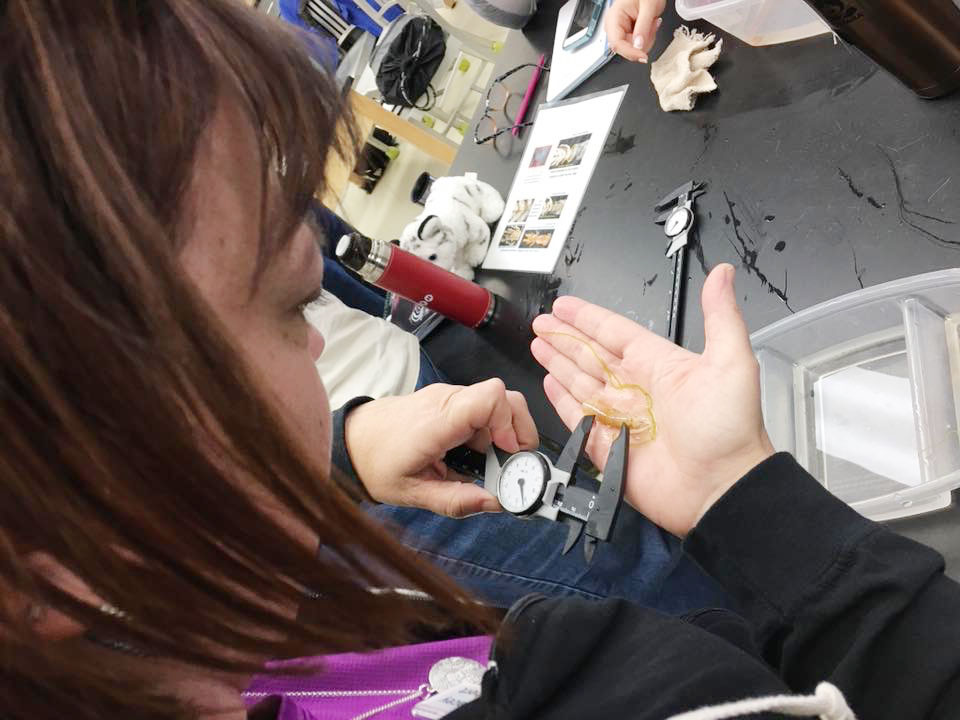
[511,53,546,137]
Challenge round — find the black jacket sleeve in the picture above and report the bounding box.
[329,396,376,502]
[685,452,960,718]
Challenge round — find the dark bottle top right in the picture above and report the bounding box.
[802,0,960,98]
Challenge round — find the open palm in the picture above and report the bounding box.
[530,264,773,537]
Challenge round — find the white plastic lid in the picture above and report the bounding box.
[752,269,960,521]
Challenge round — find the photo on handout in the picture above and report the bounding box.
[548,133,591,170]
[529,145,552,168]
[508,198,534,223]
[519,228,554,249]
[499,224,524,247]
[539,194,567,220]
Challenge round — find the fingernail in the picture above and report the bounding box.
[632,34,644,50]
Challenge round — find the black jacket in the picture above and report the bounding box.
[324,405,960,718]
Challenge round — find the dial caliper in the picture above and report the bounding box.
[447,416,628,564]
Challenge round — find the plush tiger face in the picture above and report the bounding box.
[398,215,459,273]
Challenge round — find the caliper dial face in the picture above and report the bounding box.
[497,451,549,514]
[665,206,693,237]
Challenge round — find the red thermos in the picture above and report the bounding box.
[335,232,498,328]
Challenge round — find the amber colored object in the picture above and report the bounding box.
[583,399,654,435]
[803,0,960,99]
[544,332,657,443]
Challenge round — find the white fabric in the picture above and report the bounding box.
[650,25,723,112]
[306,293,420,410]
[664,682,856,720]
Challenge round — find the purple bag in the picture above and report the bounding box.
[244,636,492,720]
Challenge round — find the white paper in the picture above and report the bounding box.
[482,86,627,274]
[814,366,922,487]
[412,682,482,719]
[547,0,615,103]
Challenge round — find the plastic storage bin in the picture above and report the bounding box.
[676,0,830,46]
[751,270,960,521]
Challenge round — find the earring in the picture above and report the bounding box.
[98,602,127,619]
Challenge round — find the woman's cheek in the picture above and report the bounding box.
[290,348,332,476]
[252,332,333,476]
[313,369,332,475]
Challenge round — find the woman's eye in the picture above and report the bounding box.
[296,289,327,315]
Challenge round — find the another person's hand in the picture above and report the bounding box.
[531,264,774,537]
[343,379,538,518]
[605,0,666,62]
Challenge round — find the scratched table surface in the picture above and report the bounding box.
[421,1,960,568]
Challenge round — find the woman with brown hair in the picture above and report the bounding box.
[1,0,533,715]
[3,1,959,719]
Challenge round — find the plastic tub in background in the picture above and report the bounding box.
[751,269,960,522]
[676,0,830,46]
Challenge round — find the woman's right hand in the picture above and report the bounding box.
[531,264,775,537]
[344,379,538,518]
[605,0,666,62]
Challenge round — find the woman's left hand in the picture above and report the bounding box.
[530,265,774,537]
[343,379,539,517]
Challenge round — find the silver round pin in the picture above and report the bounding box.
[427,657,486,693]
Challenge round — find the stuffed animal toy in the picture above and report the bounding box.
[399,173,504,280]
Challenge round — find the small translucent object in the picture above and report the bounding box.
[544,332,656,443]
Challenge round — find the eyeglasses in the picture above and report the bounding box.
[474,62,549,156]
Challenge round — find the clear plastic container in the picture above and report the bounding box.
[751,270,960,521]
[676,0,830,46]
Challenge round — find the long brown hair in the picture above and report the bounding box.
[0,1,491,717]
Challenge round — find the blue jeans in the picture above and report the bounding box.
[368,503,730,612]
[416,347,446,388]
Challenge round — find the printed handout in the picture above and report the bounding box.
[482,86,627,274]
